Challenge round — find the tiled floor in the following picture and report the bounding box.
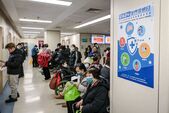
[13,60,67,113]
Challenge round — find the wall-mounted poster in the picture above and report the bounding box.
[7,32,12,43]
[82,37,88,43]
[118,4,154,88]
[66,39,70,45]
[38,40,44,49]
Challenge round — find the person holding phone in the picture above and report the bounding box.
[0,43,23,103]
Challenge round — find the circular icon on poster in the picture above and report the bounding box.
[121,52,130,66]
[126,22,134,35]
[133,59,141,72]
[139,43,151,59]
[137,25,145,37]
[120,37,126,47]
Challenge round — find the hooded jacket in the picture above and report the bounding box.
[5,49,23,75]
[82,80,109,113]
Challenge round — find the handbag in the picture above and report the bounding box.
[63,82,80,101]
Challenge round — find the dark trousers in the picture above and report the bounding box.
[66,97,81,113]
[42,67,51,79]
[19,64,24,78]
[32,55,38,67]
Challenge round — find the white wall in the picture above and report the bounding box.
[0,14,21,92]
[44,30,60,51]
[159,0,169,113]
[110,0,160,113]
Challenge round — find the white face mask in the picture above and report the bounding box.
[71,47,75,51]
[63,63,68,67]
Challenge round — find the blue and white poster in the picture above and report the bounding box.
[118,4,154,88]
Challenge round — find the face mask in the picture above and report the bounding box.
[86,76,93,84]
[71,47,75,51]
[62,63,68,68]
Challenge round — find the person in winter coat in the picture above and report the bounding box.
[69,44,78,68]
[100,58,110,90]
[31,45,39,67]
[0,43,23,103]
[76,67,109,113]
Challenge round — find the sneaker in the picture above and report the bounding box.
[9,93,20,98]
[5,98,17,103]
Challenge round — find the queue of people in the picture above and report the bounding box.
[35,43,111,113]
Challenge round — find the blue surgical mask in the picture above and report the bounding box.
[86,76,93,84]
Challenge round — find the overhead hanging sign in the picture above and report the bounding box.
[105,36,111,44]
[91,35,105,44]
[117,4,154,88]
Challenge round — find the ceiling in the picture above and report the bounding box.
[2,0,110,38]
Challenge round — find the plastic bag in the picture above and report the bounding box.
[63,82,80,101]
[83,57,93,64]
[76,110,82,113]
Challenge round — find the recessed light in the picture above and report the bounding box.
[21,27,44,30]
[74,15,111,29]
[23,31,41,34]
[30,0,72,6]
[19,18,52,23]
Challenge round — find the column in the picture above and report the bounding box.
[44,30,61,51]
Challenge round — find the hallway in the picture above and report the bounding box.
[2,59,67,113]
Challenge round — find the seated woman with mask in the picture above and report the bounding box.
[75,67,109,113]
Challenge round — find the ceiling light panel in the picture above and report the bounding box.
[21,27,44,30]
[23,31,41,34]
[19,18,52,23]
[30,0,72,6]
[74,14,111,29]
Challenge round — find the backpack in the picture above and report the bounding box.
[38,52,51,67]
[49,71,61,90]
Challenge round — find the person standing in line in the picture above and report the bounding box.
[0,43,23,103]
[42,44,52,80]
[69,44,77,69]
[75,47,82,64]
[16,43,25,78]
[31,45,39,67]
[87,45,92,57]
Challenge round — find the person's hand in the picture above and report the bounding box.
[1,64,6,68]
[0,60,5,63]
[76,99,83,108]
[80,106,83,111]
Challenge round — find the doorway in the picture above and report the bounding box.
[0,27,3,93]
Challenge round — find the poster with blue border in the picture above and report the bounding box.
[118,4,154,88]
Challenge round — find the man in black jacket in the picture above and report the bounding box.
[0,43,23,103]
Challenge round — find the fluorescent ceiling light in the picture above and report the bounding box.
[19,18,52,23]
[23,31,40,34]
[21,27,44,30]
[30,0,72,6]
[74,15,111,29]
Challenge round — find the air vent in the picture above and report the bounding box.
[55,26,61,29]
[86,8,102,13]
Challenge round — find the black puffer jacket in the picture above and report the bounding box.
[82,80,109,113]
[5,49,23,75]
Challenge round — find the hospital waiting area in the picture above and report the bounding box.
[0,0,169,113]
